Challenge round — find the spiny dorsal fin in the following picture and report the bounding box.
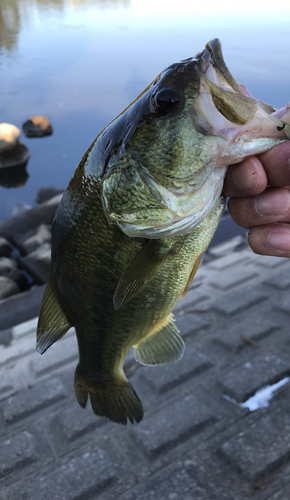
[37,275,72,354]
[134,314,185,366]
[113,239,169,310]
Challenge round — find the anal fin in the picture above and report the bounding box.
[134,314,185,366]
[37,274,72,354]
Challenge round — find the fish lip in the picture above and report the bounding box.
[197,37,245,95]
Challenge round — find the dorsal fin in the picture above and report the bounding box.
[37,275,72,354]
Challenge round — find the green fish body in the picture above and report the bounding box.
[37,39,290,424]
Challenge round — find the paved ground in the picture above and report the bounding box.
[1,234,290,500]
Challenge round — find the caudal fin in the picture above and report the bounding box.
[74,365,144,425]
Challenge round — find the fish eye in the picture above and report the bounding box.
[153,88,180,115]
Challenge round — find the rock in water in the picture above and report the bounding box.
[0,144,30,170]
[0,276,20,300]
[0,123,21,152]
[0,123,30,179]
[22,116,53,137]
[0,238,12,258]
[35,187,65,204]
[19,224,52,255]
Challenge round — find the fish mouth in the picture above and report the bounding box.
[192,38,290,151]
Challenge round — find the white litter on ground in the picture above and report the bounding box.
[223,377,290,411]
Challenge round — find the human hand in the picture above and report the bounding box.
[223,140,290,257]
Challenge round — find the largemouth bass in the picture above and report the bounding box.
[37,38,290,425]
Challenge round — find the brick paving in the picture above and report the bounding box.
[1,234,290,499]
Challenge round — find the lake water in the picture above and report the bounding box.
[1,0,290,222]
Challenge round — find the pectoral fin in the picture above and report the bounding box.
[134,314,185,365]
[113,239,171,310]
[37,275,72,354]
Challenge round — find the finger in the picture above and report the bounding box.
[248,223,290,257]
[223,156,267,197]
[228,187,290,228]
[258,141,290,187]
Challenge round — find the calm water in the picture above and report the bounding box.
[0,0,290,220]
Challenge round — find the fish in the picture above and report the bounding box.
[37,38,290,425]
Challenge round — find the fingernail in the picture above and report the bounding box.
[268,232,290,251]
[255,190,290,216]
[232,158,260,190]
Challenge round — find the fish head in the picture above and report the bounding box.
[100,38,290,238]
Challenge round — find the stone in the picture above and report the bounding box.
[173,290,210,315]
[19,224,51,255]
[30,334,78,377]
[8,268,29,291]
[12,316,38,340]
[130,394,217,458]
[0,194,62,240]
[249,254,285,268]
[220,409,290,481]
[0,431,38,479]
[21,242,51,284]
[209,268,257,291]
[22,116,53,137]
[119,462,212,500]
[208,234,246,257]
[3,378,67,423]
[56,399,105,441]
[2,444,117,500]
[217,351,290,402]
[207,251,248,270]
[0,257,17,276]
[0,368,15,397]
[0,276,20,300]
[213,309,282,353]
[0,142,30,169]
[175,313,210,338]
[141,343,212,394]
[0,283,45,330]
[0,163,29,188]
[0,328,12,346]
[0,237,12,257]
[264,269,290,289]
[212,287,267,316]
[0,335,36,367]
[271,484,290,500]
[35,187,65,204]
[0,123,20,152]
[12,203,32,216]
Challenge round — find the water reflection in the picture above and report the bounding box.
[0,142,30,187]
[0,163,29,188]
[0,0,130,54]
[0,0,20,53]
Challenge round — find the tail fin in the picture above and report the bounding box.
[74,365,144,425]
